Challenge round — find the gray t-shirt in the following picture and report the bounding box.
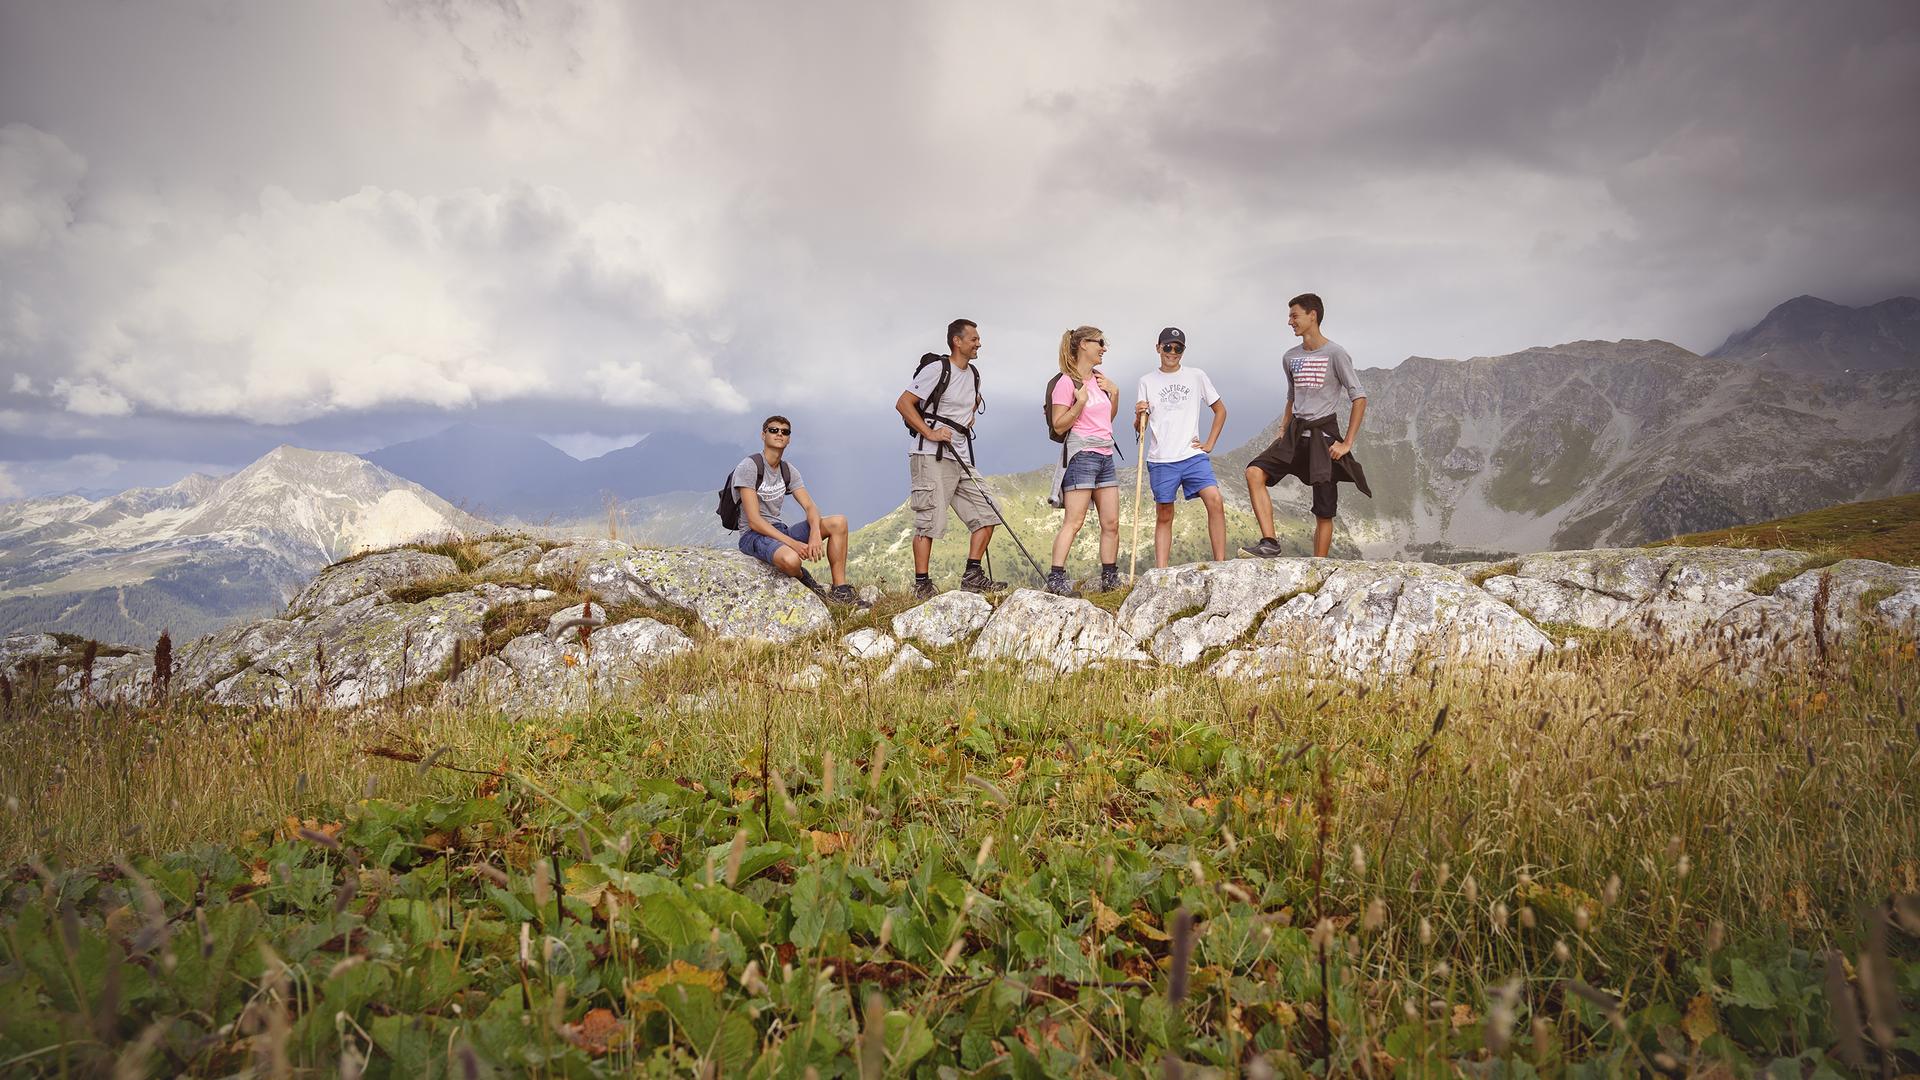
[1284,340,1367,422]
[730,455,805,527]
[904,359,982,466]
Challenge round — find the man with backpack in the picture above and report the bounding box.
[1134,327,1230,568]
[723,415,865,607]
[893,318,1003,599]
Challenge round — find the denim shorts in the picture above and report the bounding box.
[1147,454,1219,503]
[1061,449,1118,491]
[738,519,811,563]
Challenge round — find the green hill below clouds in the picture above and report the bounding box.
[844,458,1370,589]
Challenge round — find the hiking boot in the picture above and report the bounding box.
[1240,537,1286,559]
[960,566,1006,593]
[1044,569,1078,597]
[1097,566,1123,592]
[827,584,872,609]
[910,578,938,600]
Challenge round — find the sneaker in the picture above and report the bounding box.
[1240,537,1286,559]
[827,584,872,609]
[910,578,938,600]
[1044,569,1078,597]
[1097,567,1123,592]
[960,566,1007,593]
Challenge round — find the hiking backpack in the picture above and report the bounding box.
[715,453,793,531]
[903,353,984,460]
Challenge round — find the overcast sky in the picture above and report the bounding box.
[2,0,1918,499]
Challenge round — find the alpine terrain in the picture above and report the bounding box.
[0,446,489,643]
[848,296,1920,574]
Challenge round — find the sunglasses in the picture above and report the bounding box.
[1161,343,1185,354]
[1088,339,1106,348]
[764,426,791,436]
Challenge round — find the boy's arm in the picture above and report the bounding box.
[1330,348,1367,458]
[789,486,826,558]
[1201,398,1228,453]
[740,489,804,549]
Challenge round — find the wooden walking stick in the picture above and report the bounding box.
[1129,416,1147,581]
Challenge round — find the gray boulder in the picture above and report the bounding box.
[441,616,695,714]
[474,542,545,580]
[881,643,933,681]
[182,583,550,708]
[289,549,460,615]
[1117,558,1325,666]
[1213,563,1553,680]
[538,542,828,643]
[970,588,1149,672]
[892,590,993,648]
[1479,547,1803,637]
[0,632,63,676]
[842,628,900,662]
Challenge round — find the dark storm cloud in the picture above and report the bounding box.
[0,0,1915,498]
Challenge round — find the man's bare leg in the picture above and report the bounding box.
[823,514,849,585]
[1313,517,1334,558]
[1199,487,1227,560]
[1245,465,1277,539]
[1154,503,1176,568]
[968,525,995,560]
[912,535,933,576]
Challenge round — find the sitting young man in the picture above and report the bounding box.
[732,415,865,606]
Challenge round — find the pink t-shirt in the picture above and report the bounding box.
[1050,369,1115,455]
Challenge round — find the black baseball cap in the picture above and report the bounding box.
[1157,327,1186,347]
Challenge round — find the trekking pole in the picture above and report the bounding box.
[1129,418,1147,581]
[951,451,1049,585]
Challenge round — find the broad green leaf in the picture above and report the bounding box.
[1724,958,1777,1009]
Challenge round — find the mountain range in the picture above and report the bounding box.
[3,293,1915,642]
[0,447,487,643]
[364,423,751,521]
[846,295,1920,572]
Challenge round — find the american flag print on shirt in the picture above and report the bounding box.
[1289,353,1330,389]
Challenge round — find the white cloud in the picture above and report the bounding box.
[0,463,21,499]
[0,0,1913,451]
[0,122,85,250]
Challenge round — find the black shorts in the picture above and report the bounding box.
[1248,426,1340,520]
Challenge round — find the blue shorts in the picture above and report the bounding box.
[738,519,811,563]
[1148,455,1219,503]
[1061,449,1118,491]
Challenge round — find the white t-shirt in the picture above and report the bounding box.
[1136,366,1222,464]
[904,359,982,467]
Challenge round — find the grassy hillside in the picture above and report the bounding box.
[844,459,1359,589]
[1651,491,1920,566]
[2,623,1915,1075]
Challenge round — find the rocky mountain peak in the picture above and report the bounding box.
[1711,294,1920,375]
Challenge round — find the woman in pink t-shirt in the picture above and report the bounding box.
[1046,325,1123,595]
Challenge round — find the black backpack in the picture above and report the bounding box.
[903,353,984,459]
[716,453,793,531]
[1044,372,1124,466]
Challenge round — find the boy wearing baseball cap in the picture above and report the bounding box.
[1134,327,1230,568]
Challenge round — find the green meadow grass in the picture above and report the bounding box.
[2,614,1916,1076]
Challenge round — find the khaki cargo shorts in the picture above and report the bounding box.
[908,453,1000,539]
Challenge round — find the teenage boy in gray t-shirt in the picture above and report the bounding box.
[1243,292,1372,559]
[731,414,865,606]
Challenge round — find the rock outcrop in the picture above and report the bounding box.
[6,542,1916,714]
